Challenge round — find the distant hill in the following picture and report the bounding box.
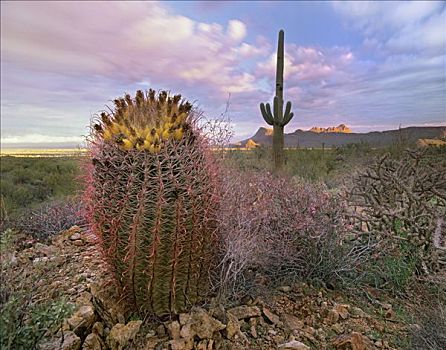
[234,126,446,148]
[309,124,352,133]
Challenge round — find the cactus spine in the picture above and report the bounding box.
[260,30,294,172]
[85,90,218,316]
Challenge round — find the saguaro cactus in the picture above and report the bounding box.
[260,29,294,172]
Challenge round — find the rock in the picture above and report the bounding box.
[249,318,258,338]
[331,323,344,334]
[92,322,104,337]
[326,309,340,324]
[385,308,395,319]
[281,314,304,331]
[61,331,82,350]
[145,336,168,350]
[273,334,286,345]
[76,292,93,306]
[169,337,194,350]
[90,283,126,329]
[350,307,367,318]
[67,305,96,337]
[304,326,316,336]
[107,320,142,350]
[263,307,280,325]
[33,256,50,264]
[225,312,241,339]
[156,324,167,337]
[167,321,181,340]
[334,304,350,320]
[53,226,81,246]
[332,332,367,350]
[82,333,105,350]
[278,340,310,350]
[39,331,82,350]
[209,304,227,324]
[227,305,261,320]
[278,285,292,293]
[34,242,57,256]
[70,232,82,241]
[145,330,156,338]
[195,339,210,350]
[180,307,225,339]
[179,313,190,326]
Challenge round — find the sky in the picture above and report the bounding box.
[1,1,445,146]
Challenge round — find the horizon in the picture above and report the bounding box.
[2,124,445,150]
[1,1,445,145]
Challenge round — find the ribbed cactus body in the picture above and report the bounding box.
[85,90,218,316]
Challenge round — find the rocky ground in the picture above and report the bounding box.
[2,226,415,349]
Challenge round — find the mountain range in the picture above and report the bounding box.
[233,125,446,148]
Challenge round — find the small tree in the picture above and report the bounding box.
[260,30,294,172]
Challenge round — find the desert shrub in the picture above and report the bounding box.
[0,228,16,256]
[345,150,446,277]
[224,148,338,182]
[410,304,446,350]
[0,238,74,350]
[0,156,80,216]
[285,149,337,182]
[364,238,420,294]
[10,197,85,242]
[216,168,368,298]
[0,295,73,350]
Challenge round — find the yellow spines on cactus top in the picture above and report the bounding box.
[121,139,134,150]
[96,90,192,152]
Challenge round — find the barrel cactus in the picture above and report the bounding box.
[84,89,219,316]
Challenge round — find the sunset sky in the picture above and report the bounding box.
[1,1,445,146]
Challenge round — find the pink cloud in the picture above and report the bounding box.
[1,1,266,96]
[256,44,356,85]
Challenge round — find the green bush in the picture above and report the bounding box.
[0,295,73,350]
[0,157,80,217]
[365,240,419,294]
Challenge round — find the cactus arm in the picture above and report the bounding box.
[260,102,274,125]
[284,101,292,120]
[265,102,273,120]
[282,111,294,126]
[282,101,293,126]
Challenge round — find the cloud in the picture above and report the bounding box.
[1,1,270,141]
[1,1,444,143]
[1,1,266,95]
[227,20,247,42]
[1,134,83,145]
[332,1,446,56]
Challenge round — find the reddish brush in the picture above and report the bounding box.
[83,90,219,316]
[216,168,364,296]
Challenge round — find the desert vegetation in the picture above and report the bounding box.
[1,89,445,349]
[260,30,294,172]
